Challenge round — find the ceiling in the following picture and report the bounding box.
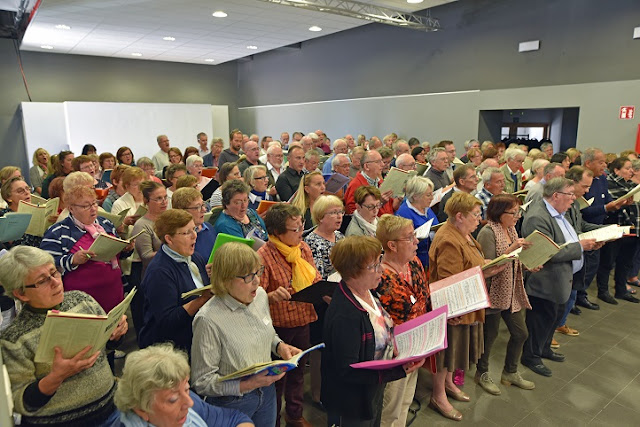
[18,0,455,65]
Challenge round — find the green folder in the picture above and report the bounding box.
[208,233,255,263]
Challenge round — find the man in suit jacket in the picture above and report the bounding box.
[520,177,594,377]
[500,147,526,194]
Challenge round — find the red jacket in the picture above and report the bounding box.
[343,172,395,216]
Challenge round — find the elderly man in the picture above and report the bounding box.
[152,134,171,172]
[196,132,209,157]
[521,177,594,377]
[322,138,349,174]
[540,142,554,159]
[437,163,479,222]
[378,147,394,178]
[344,134,356,151]
[291,131,303,143]
[349,147,365,178]
[325,153,352,197]
[303,151,321,174]
[344,149,399,215]
[315,129,330,154]
[460,139,480,163]
[395,153,416,172]
[436,140,458,181]
[202,138,223,168]
[300,135,314,154]
[219,129,243,165]
[476,167,505,220]
[237,140,262,175]
[275,146,305,202]
[265,144,284,186]
[280,132,290,150]
[370,136,383,150]
[390,140,410,168]
[501,148,526,193]
[424,147,451,191]
[524,162,566,204]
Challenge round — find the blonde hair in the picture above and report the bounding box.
[154,209,193,244]
[32,148,50,167]
[291,171,323,212]
[210,242,261,296]
[121,167,146,189]
[330,236,382,281]
[176,175,198,189]
[171,187,201,209]
[376,214,413,251]
[445,192,482,218]
[311,195,343,225]
[0,166,21,184]
[63,185,96,205]
[63,171,94,192]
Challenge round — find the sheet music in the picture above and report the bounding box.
[395,309,447,359]
[429,267,489,318]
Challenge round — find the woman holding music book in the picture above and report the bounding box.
[375,215,430,426]
[172,187,217,261]
[475,194,536,396]
[0,246,128,426]
[291,171,326,232]
[211,181,268,246]
[427,192,507,421]
[138,209,211,354]
[191,242,300,427]
[41,185,131,315]
[0,176,42,248]
[322,236,423,427]
[243,165,276,212]
[345,186,381,237]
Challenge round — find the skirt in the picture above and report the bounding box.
[434,323,484,372]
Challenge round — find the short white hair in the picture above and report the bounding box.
[481,167,502,184]
[504,148,526,161]
[307,132,319,139]
[185,155,203,168]
[63,171,94,192]
[405,176,434,203]
[331,153,351,170]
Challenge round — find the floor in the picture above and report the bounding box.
[117,284,640,426]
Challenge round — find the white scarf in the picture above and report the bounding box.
[353,209,378,236]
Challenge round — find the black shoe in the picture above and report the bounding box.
[616,293,640,303]
[542,351,565,362]
[522,361,552,377]
[598,293,619,305]
[570,306,581,315]
[576,297,600,310]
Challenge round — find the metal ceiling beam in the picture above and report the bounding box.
[256,0,440,32]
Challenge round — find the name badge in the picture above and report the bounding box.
[263,316,271,325]
[410,295,416,304]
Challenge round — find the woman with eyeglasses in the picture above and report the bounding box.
[291,171,325,232]
[209,162,244,208]
[345,186,382,237]
[244,165,275,212]
[375,215,429,426]
[475,194,535,396]
[138,209,212,354]
[0,176,42,248]
[322,236,422,426]
[212,180,268,245]
[116,146,136,167]
[172,187,218,261]
[0,246,128,426]
[427,192,506,421]
[257,203,320,427]
[191,242,300,427]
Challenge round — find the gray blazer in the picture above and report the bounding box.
[521,199,583,304]
[565,200,605,234]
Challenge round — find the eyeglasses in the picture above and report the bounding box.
[362,203,383,210]
[236,265,265,284]
[150,196,169,203]
[184,204,207,211]
[325,210,345,217]
[503,210,522,218]
[253,176,269,181]
[73,201,99,211]
[556,191,576,198]
[365,159,384,165]
[395,234,418,242]
[24,269,61,289]
[174,227,198,236]
[366,255,383,272]
[469,211,482,219]
[286,222,306,233]
[13,186,31,195]
[230,199,249,207]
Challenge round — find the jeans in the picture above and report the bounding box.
[577,249,600,300]
[98,409,121,427]
[477,309,528,374]
[274,325,310,422]
[557,290,577,328]
[206,385,277,427]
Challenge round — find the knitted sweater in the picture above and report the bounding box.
[0,291,116,426]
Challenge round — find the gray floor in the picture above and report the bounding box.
[117,284,640,426]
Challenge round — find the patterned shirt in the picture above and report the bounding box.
[376,257,430,325]
[475,187,494,220]
[304,231,344,279]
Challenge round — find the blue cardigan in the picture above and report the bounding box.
[212,209,267,242]
[138,247,209,353]
[395,199,439,268]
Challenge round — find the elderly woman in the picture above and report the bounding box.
[116,146,136,166]
[467,147,483,167]
[322,236,423,426]
[244,164,276,211]
[257,203,320,427]
[173,187,217,260]
[102,164,130,212]
[209,162,243,208]
[136,157,163,184]
[0,176,42,248]
[291,171,325,231]
[192,243,300,427]
[187,155,217,200]
[375,215,430,426]
[345,186,382,237]
[29,148,50,195]
[115,344,254,427]
[138,209,211,353]
[524,158,550,190]
[476,194,535,395]
[40,185,131,313]
[396,176,439,269]
[0,246,127,426]
[212,180,268,243]
[98,152,116,175]
[427,192,505,421]
[42,150,74,199]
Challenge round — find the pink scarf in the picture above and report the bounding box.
[72,216,120,269]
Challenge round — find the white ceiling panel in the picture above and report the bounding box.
[21,0,455,65]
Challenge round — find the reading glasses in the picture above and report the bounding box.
[236,265,265,284]
[25,270,61,289]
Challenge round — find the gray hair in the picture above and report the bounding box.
[392,140,408,155]
[63,171,94,192]
[464,139,478,150]
[531,159,549,175]
[307,132,319,140]
[632,159,640,172]
[221,180,251,208]
[332,139,347,150]
[481,167,502,184]
[395,153,415,169]
[405,176,434,203]
[136,157,154,168]
[331,153,350,170]
[540,142,553,151]
[266,144,282,155]
[478,159,498,174]
[543,162,563,177]
[421,141,431,149]
[427,147,446,164]
[210,137,224,147]
[361,149,380,168]
[504,148,526,161]
[0,246,55,298]
[114,343,190,413]
[304,150,320,161]
[185,155,203,169]
[243,164,268,187]
[582,148,602,164]
[543,177,574,198]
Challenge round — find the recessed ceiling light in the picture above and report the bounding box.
[246,45,258,50]
[407,0,424,4]
[131,52,143,57]
[40,45,54,49]
[55,24,71,30]
[204,58,215,62]
[308,26,322,32]
[162,36,175,41]
[212,11,227,18]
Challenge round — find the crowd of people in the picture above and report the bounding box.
[0,128,638,427]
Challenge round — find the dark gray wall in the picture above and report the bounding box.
[238,0,640,108]
[0,39,238,171]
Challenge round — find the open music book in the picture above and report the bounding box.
[578,224,629,242]
[98,207,130,228]
[380,167,417,197]
[34,288,136,363]
[429,266,490,318]
[17,198,59,237]
[0,213,32,243]
[87,230,144,262]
